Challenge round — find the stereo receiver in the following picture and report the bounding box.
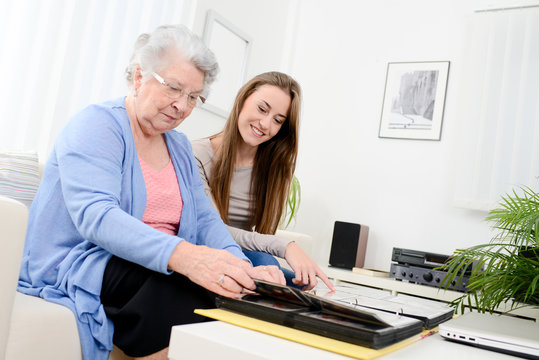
[390,247,470,292]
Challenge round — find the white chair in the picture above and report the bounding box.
[0,195,130,360]
[0,194,314,360]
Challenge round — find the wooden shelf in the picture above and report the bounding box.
[324,266,539,321]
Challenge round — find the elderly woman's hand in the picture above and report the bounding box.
[284,241,335,291]
[247,265,286,285]
[168,241,257,298]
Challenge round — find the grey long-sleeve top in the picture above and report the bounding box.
[191,138,291,257]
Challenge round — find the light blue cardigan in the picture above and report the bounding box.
[17,97,246,359]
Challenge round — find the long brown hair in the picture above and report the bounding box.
[209,71,301,234]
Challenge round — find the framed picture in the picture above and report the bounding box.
[201,10,252,118]
[378,61,450,140]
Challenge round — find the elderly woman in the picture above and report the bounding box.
[17,25,283,360]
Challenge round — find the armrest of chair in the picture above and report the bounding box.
[276,230,313,256]
[0,196,28,357]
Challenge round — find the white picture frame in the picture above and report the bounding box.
[201,10,252,118]
[378,61,450,140]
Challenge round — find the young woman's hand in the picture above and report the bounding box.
[284,242,335,291]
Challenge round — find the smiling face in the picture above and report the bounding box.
[237,85,291,150]
[132,54,204,137]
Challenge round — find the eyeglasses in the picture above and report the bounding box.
[151,72,206,106]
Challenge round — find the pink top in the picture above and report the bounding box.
[139,157,182,235]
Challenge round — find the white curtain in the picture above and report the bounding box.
[0,0,191,160]
[453,5,539,210]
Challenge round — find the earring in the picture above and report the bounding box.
[133,90,137,98]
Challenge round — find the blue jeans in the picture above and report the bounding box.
[243,251,299,288]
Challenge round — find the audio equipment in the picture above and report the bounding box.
[389,247,471,292]
[389,263,469,292]
[329,221,369,269]
[391,247,450,268]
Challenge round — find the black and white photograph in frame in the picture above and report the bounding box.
[378,61,450,140]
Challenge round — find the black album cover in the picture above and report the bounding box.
[215,280,424,349]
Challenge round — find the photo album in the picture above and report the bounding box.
[216,280,454,349]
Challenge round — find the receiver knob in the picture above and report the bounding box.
[423,272,433,282]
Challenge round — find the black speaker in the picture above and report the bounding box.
[329,221,369,269]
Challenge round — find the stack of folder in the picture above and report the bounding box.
[209,280,453,352]
[195,308,437,360]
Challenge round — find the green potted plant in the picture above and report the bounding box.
[279,175,301,229]
[441,185,539,313]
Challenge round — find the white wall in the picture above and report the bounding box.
[1,0,537,271]
[289,0,497,270]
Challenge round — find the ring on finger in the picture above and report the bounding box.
[217,274,225,287]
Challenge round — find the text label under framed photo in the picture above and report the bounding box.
[202,10,252,118]
[379,61,450,140]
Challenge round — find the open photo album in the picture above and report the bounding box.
[215,280,454,349]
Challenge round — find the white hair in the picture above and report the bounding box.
[125,24,219,97]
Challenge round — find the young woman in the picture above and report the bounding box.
[192,71,334,291]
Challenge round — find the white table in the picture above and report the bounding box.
[168,320,518,360]
[168,270,535,359]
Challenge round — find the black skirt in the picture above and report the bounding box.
[100,256,216,357]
